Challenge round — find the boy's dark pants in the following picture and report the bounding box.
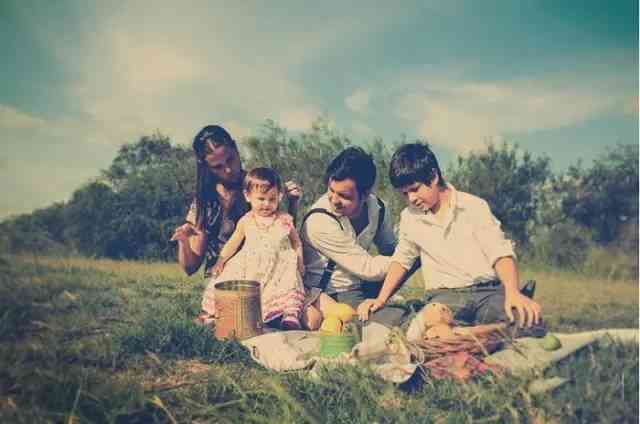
[424,280,545,336]
[329,282,408,327]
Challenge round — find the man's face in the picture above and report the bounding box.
[327,178,366,218]
[399,178,441,213]
[204,144,243,185]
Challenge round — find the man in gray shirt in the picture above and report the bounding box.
[301,147,410,328]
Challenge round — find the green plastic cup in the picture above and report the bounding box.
[319,334,356,358]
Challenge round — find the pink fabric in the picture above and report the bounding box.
[423,352,501,381]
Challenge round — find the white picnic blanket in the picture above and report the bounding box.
[486,328,638,374]
[240,326,639,385]
[241,323,418,382]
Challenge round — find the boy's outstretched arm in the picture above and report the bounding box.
[357,262,407,321]
[494,256,541,327]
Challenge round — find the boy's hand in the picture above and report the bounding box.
[357,298,385,321]
[504,292,541,327]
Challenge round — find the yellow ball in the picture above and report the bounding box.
[319,316,343,335]
[325,303,356,323]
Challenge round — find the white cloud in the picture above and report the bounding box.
[350,120,375,138]
[277,106,322,132]
[0,105,47,130]
[111,35,208,95]
[622,96,639,117]
[345,89,370,113]
[56,11,343,147]
[390,71,631,151]
[223,121,253,142]
[11,2,410,154]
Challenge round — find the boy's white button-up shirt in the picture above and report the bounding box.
[392,185,515,290]
[302,193,396,293]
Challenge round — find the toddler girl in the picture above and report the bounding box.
[202,167,306,330]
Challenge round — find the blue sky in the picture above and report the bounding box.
[1,1,637,219]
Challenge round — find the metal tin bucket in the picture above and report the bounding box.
[214,280,263,340]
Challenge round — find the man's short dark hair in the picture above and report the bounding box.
[325,146,376,194]
[389,143,446,189]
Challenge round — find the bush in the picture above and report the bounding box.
[583,246,639,281]
[529,219,638,280]
[447,142,552,247]
[561,144,638,244]
[530,221,593,269]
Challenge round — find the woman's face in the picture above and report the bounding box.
[327,178,366,218]
[204,144,243,186]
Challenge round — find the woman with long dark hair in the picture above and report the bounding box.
[171,125,302,323]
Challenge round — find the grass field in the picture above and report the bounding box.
[0,254,637,423]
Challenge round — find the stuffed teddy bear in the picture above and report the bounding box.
[406,302,508,342]
[422,302,457,339]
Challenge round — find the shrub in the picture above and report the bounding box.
[530,221,593,270]
[583,245,639,281]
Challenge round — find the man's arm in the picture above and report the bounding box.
[303,214,391,281]
[471,199,541,327]
[284,180,303,224]
[357,214,421,320]
[494,256,541,327]
[373,199,397,256]
[284,214,306,275]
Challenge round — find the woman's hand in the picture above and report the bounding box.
[285,180,303,207]
[170,222,202,242]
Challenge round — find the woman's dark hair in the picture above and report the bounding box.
[389,143,446,189]
[244,167,283,194]
[192,125,239,227]
[324,146,376,194]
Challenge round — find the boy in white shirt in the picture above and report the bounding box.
[357,143,543,334]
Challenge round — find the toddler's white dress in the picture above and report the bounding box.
[202,212,305,324]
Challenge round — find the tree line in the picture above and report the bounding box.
[1,119,637,279]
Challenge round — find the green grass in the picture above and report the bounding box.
[0,255,637,423]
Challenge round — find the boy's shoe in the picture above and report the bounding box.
[520,280,536,299]
[281,314,302,331]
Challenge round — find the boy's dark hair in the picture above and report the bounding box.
[244,167,283,194]
[324,147,376,194]
[389,143,446,189]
